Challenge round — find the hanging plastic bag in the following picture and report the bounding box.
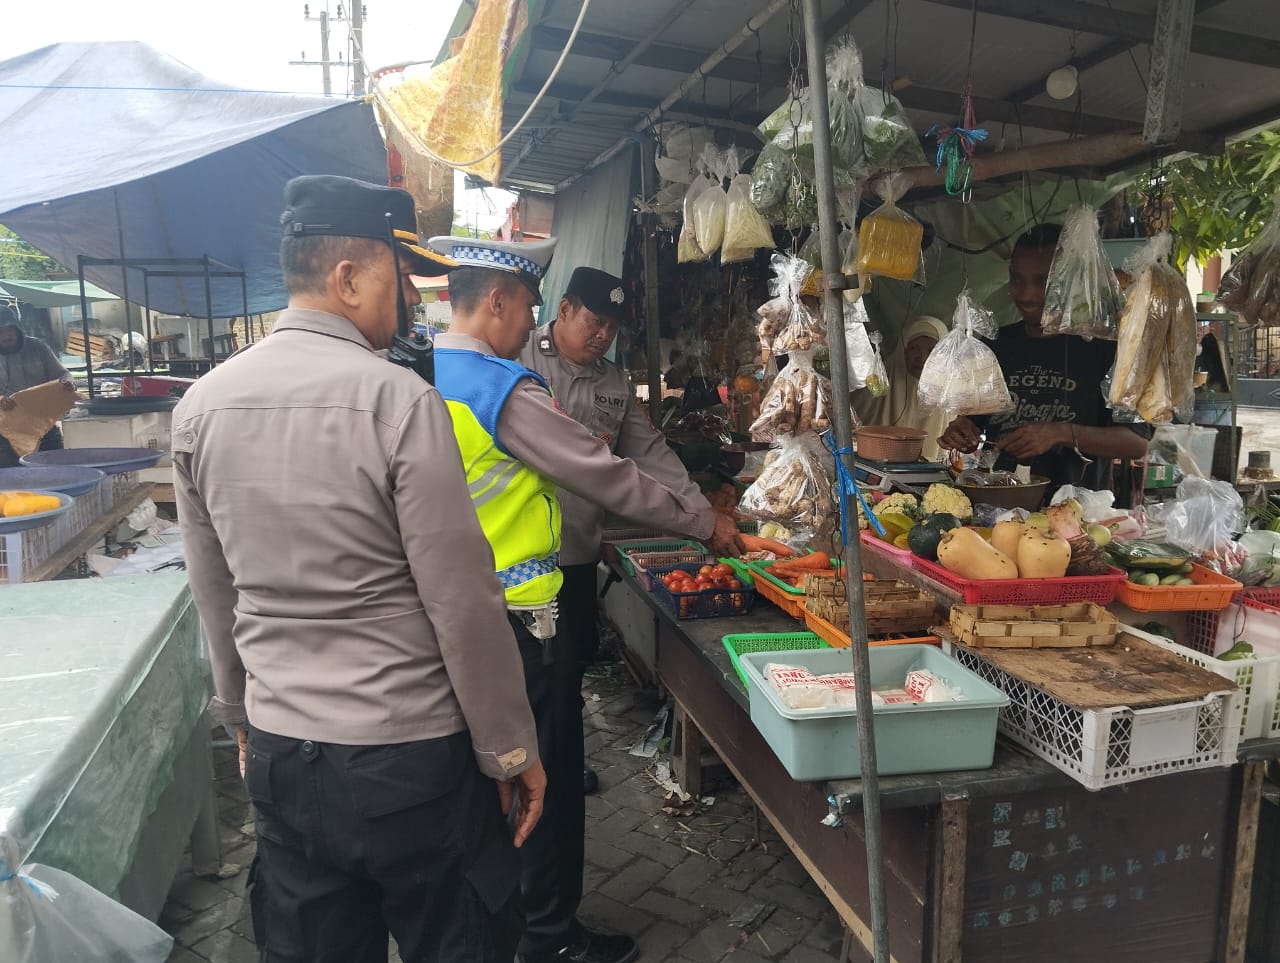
[1164,476,1247,576]
[690,146,730,257]
[739,432,839,546]
[1,855,174,963]
[844,299,876,390]
[722,173,776,263]
[1108,233,1195,424]
[824,40,869,176]
[916,290,1013,416]
[1217,194,1280,327]
[678,170,711,263]
[757,253,826,355]
[749,143,795,222]
[1042,205,1123,340]
[864,330,890,397]
[855,173,923,282]
[750,349,833,441]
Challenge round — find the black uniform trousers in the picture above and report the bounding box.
[243,724,523,963]
[515,563,600,955]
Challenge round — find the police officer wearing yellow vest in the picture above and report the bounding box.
[430,236,742,963]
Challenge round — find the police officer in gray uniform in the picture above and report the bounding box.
[517,265,719,770]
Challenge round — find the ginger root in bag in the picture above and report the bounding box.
[739,432,839,545]
[750,350,833,441]
[757,253,826,355]
[916,291,1012,416]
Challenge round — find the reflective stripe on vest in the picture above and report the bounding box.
[435,349,564,607]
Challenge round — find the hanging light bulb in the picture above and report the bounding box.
[1046,65,1079,100]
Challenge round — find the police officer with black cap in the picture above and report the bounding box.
[174,175,545,963]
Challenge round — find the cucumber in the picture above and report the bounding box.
[1131,572,1160,587]
[1176,577,1195,586]
[1159,573,1184,585]
[1177,562,1195,574]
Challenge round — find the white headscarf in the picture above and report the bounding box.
[853,315,949,461]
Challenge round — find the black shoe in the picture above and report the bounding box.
[583,766,600,795]
[518,929,638,963]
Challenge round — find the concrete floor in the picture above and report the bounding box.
[160,651,854,963]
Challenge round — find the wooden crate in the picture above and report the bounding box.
[804,577,937,634]
[949,602,1118,649]
[66,331,117,363]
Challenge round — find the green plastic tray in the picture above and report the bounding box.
[719,557,755,585]
[722,631,830,688]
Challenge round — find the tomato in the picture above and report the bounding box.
[725,577,740,589]
[712,563,733,578]
[698,565,715,576]
[695,576,715,588]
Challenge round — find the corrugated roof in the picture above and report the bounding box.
[447,0,1280,192]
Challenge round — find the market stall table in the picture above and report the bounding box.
[0,574,219,922]
[604,560,1270,963]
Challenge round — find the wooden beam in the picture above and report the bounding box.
[531,24,784,85]
[918,0,1280,69]
[1224,761,1265,963]
[1000,0,1231,105]
[900,130,1148,189]
[935,795,969,963]
[1144,0,1196,145]
[894,84,1134,135]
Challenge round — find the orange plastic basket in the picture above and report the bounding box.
[753,573,806,619]
[1114,563,1242,613]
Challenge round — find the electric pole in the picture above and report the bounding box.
[291,3,367,96]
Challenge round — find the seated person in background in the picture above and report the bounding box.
[854,315,949,462]
[938,224,1148,498]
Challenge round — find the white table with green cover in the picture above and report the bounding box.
[0,573,219,956]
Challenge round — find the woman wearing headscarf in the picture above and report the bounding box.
[853,315,949,462]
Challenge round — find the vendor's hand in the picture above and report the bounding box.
[995,423,1072,462]
[937,416,982,453]
[707,512,746,557]
[236,726,248,779]
[0,395,14,412]
[498,759,546,848]
[59,378,76,393]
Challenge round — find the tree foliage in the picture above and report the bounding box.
[1141,127,1280,268]
[0,225,63,280]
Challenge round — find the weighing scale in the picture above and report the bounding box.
[853,455,950,494]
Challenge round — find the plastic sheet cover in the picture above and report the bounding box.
[0,575,206,922]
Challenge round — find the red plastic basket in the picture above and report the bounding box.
[1243,587,1280,615]
[1114,563,1242,613]
[910,556,1126,605]
[648,563,755,620]
[859,529,915,563]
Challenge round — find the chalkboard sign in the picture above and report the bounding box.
[962,767,1232,962]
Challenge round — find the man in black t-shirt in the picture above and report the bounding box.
[938,224,1148,495]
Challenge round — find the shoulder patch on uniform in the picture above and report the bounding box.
[537,333,555,355]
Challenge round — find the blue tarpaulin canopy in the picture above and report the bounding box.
[0,41,387,318]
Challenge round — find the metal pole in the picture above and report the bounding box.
[203,256,216,369]
[320,9,332,96]
[143,270,155,374]
[77,256,94,398]
[112,189,137,380]
[799,1,890,960]
[351,0,365,95]
[639,134,664,425]
[241,276,250,346]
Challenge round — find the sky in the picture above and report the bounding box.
[2,0,514,230]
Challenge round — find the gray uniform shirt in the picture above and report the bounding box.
[435,332,712,562]
[517,326,713,565]
[0,332,69,396]
[173,309,537,780]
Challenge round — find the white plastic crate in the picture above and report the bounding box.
[945,641,1243,791]
[1125,625,1280,742]
[103,471,141,510]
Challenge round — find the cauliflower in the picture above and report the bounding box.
[856,491,920,530]
[921,483,972,520]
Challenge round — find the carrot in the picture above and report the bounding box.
[740,534,798,558]
[771,551,832,575]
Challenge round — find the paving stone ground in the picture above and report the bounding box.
[161,636,858,963]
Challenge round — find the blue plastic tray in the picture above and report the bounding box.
[0,465,105,497]
[0,490,74,534]
[22,447,164,474]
